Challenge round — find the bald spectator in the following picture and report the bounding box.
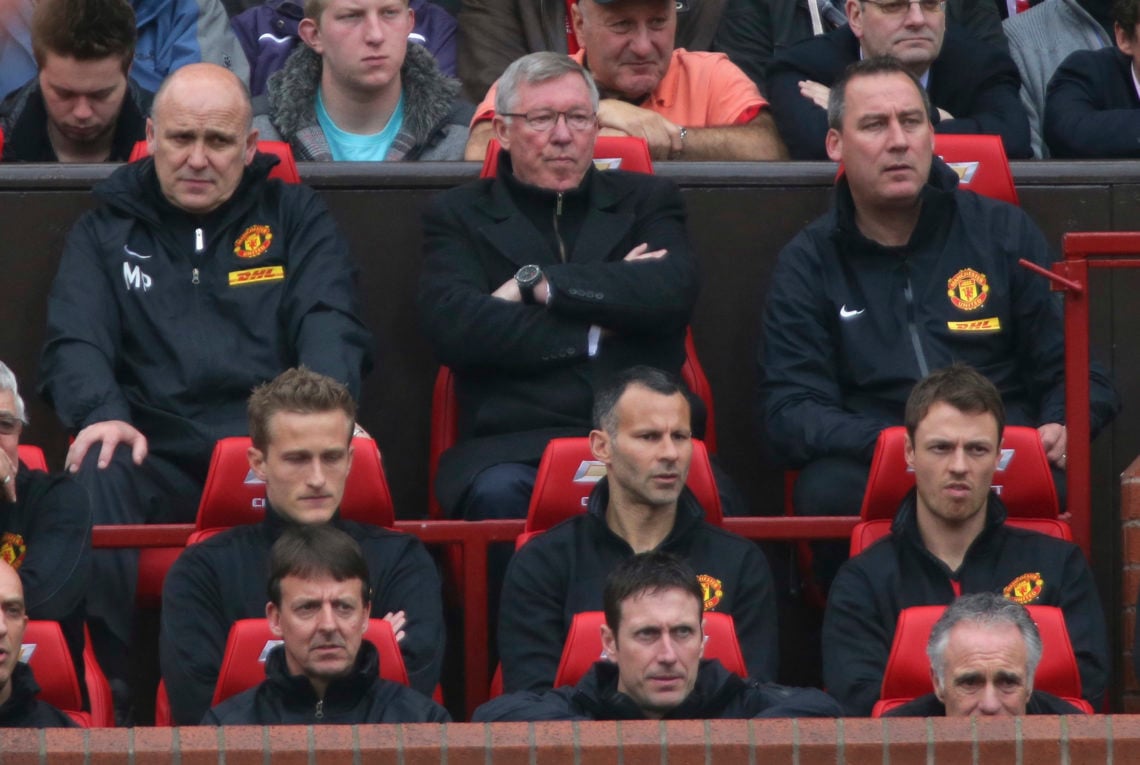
[39,62,370,719]
[766,0,1031,159]
[0,0,149,162]
[464,0,786,162]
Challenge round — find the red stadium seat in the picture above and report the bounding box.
[21,621,94,727]
[515,436,721,550]
[932,133,1019,206]
[427,366,459,519]
[871,604,1090,716]
[551,610,746,688]
[480,136,654,177]
[858,426,1059,522]
[16,444,47,472]
[211,618,408,707]
[136,436,394,607]
[128,139,302,184]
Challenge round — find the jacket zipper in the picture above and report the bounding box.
[314,699,324,719]
[192,227,204,285]
[902,263,929,377]
[553,193,567,263]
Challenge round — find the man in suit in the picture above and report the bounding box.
[417,51,697,521]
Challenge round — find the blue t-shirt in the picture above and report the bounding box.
[315,88,405,161]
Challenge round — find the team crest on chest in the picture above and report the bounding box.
[947,268,990,311]
[697,574,723,611]
[0,532,26,569]
[234,225,273,259]
[1002,572,1044,604]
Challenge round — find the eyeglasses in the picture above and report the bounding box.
[501,110,598,132]
[0,416,22,436]
[862,0,945,13]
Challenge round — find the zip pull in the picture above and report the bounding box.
[314,699,324,720]
[555,192,563,217]
[194,227,204,254]
[191,268,200,285]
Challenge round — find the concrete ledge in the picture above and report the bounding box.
[0,717,1134,764]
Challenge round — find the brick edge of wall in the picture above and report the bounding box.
[0,718,1138,764]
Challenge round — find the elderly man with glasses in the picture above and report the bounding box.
[0,361,91,680]
[417,51,698,524]
[764,0,1032,158]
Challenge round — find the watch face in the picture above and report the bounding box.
[517,265,541,285]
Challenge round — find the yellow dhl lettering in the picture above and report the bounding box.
[228,266,285,286]
[947,317,1001,332]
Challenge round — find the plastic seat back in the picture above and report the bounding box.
[522,436,721,540]
[872,604,1085,716]
[128,139,301,183]
[211,617,408,706]
[16,444,47,472]
[859,426,1058,522]
[932,133,1019,205]
[21,620,92,727]
[195,436,395,531]
[480,136,654,178]
[551,611,745,688]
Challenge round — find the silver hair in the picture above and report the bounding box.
[495,52,600,117]
[0,361,27,424]
[927,592,1042,692]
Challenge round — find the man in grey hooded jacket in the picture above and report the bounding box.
[254,0,471,161]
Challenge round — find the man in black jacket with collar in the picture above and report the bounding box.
[821,365,1108,716]
[765,0,1031,159]
[1043,0,1140,157]
[477,551,835,721]
[759,57,1118,541]
[418,52,698,522]
[497,366,777,693]
[161,368,442,725]
[203,524,449,725]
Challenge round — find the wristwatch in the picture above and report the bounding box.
[515,264,543,305]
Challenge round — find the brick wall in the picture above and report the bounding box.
[0,718,1136,763]
[1122,457,1140,713]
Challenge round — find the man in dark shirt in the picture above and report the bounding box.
[161,368,442,725]
[203,525,449,725]
[0,0,150,162]
[885,592,1085,716]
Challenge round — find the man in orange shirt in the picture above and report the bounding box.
[463,0,787,161]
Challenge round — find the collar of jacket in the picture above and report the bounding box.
[0,661,43,722]
[585,476,708,551]
[831,157,960,255]
[890,487,1009,571]
[573,658,745,719]
[265,43,460,152]
[484,151,639,221]
[263,636,381,707]
[259,502,346,542]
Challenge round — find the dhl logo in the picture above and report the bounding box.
[228,266,285,286]
[947,317,1001,332]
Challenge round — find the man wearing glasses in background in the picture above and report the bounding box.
[418,51,698,524]
[764,0,1031,158]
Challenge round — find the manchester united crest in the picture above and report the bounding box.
[234,225,273,259]
[947,268,990,311]
[1002,572,1044,605]
[0,532,26,569]
[697,574,723,611]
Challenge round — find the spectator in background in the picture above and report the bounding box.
[232,0,457,97]
[457,0,726,104]
[465,0,785,161]
[884,593,1086,716]
[253,0,470,160]
[0,0,36,100]
[202,525,449,725]
[1043,0,1140,157]
[0,0,150,162]
[713,0,1006,93]
[130,0,250,92]
[1004,0,1113,157]
[765,0,1031,159]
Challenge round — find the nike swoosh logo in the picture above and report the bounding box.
[257,33,293,45]
[839,305,864,319]
[123,245,152,260]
